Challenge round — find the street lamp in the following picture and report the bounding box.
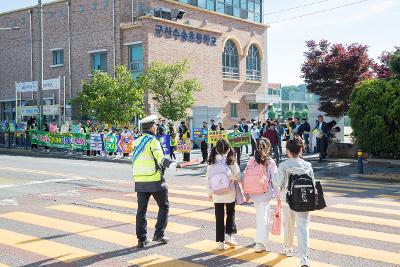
[0,27,21,31]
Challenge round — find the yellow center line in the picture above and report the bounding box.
[322,186,365,193]
[320,181,383,189]
[128,254,204,266]
[238,229,400,265]
[0,229,95,263]
[47,204,198,234]
[0,212,138,247]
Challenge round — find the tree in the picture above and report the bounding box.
[73,65,144,125]
[300,109,309,119]
[301,40,373,117]
[284,111,293,120]
[348,78,400,158]
[138,59,201,121]
[390,51,400,76]
[372,47,400,79]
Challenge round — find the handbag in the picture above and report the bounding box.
[234,181,245,205]
[271,201,282,235]
[315,181,327,210]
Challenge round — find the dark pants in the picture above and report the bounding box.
[317,137,327,159]
[277,140,282,156]
[136,190,169,242]
[201,141,208,162]
[123,153,129,157]
[304,134,310,153]
[183,152,190,162]
[234,147,241,166]
[251,138,256,156]
[214,202,237,242]
[170,146,176,160]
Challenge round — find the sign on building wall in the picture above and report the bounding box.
[155,24,217,46]
[16,78,60,93]
[17,105,59,116]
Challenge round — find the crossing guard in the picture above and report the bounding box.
[132,115,175,248]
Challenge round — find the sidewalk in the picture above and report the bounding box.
[1,147,399,182]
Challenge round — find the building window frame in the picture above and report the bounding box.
[231,103,238,118]
[246,44,261,81]
[128,42,143,80]
[51,48,64,67]
[222,39,239,79]
[89,50,108,72]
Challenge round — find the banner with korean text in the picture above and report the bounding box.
[227,132,251,147]
[192,128,208,141]
[176,140,192,153]
[208,130,229,145]
[29,130,89,150]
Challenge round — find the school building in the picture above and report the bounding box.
[0,0,268,128]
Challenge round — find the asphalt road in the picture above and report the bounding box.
[0,153,399,267]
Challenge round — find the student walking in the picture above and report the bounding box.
[272,136,313,267]
[243,138,281,253]
[206,139,240,251]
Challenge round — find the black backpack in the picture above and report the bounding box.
[286,174,326,212]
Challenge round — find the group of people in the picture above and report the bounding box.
[132,115,318,267]
[199,115,340,166]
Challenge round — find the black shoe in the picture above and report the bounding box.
[137,239,150,248]
[201,161,206,164]
[152,236,169,244]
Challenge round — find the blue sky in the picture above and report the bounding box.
[1,0,399,85]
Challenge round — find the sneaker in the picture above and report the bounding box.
[217,241,225,251]
[137,239,150,248]
[152,236,169,244]
[301,256,311,267]
[225,234,238,246]
[254,243,266,253]
[285,247,294,257]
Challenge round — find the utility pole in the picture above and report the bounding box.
[37,0,44,128]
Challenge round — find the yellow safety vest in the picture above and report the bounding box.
[132,134,164,183]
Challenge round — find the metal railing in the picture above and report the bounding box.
[222,66,239,79]
[246,70,261,81]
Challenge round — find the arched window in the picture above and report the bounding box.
[222,39,239,79]
[246,44,261,81]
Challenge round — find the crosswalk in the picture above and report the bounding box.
[0,177,399,266]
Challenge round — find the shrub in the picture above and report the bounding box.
[349,78,400,158]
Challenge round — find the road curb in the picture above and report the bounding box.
[351,173,400,182]
[0,147,131,165]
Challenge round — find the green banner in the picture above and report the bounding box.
[104,134,117,153]
[29,130,89,150]
[227,132,251,147]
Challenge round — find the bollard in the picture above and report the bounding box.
[357,149,363,174]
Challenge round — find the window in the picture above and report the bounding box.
[178,0,262,23]
[91,51,107,72]
[129,43,143,80]
[246,44,261,81]
[222,39,239,79]
[52,49,64,66]
[231,103,238,118]
[249,103,258,110]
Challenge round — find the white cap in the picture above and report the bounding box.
[139,115,158,124]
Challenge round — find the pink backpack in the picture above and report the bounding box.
[243,159,269,194]
[208,159,232,195]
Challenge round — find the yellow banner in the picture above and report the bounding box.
[208,130,229,145]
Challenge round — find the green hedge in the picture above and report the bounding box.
[349,78,400,157]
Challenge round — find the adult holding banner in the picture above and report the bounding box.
[132,115,175,248]
[120,126,133,157]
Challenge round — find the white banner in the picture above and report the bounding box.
[16,78,60,93]
[17,105,59,116]
[90,133,103,151]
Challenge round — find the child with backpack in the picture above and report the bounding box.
[206,139,241,251]
[242,138,281,253]
[272,136,314,267]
